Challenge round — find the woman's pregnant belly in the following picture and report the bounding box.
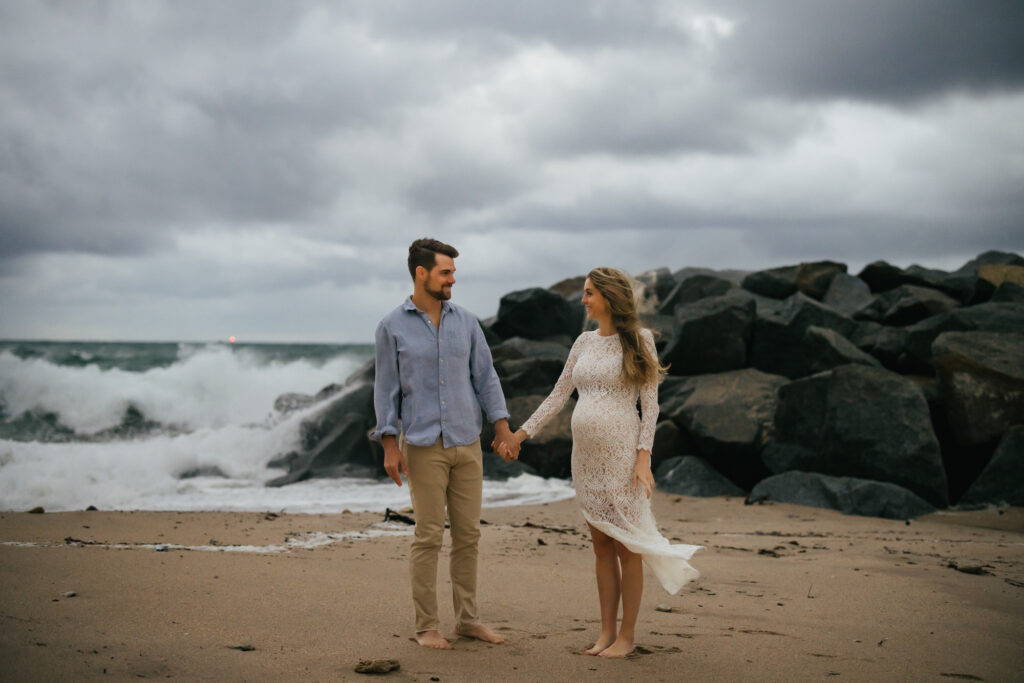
[571,395,640,483]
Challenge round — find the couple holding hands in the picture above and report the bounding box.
[373,238,702,657]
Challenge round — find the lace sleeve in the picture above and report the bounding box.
[520,334,584,438]
[637,329,660,452]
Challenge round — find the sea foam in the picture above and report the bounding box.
[0,345,361,435]
[0,342,577,512]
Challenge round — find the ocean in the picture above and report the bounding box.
[0,340,573,513]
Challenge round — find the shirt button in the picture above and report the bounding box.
[441,401,445,406]
[440,380,445,385]
[439,359,443,364]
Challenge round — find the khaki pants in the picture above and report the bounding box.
[402,436,483,634]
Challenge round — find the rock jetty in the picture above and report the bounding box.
[267,249,1024,519]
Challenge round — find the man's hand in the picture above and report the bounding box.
[492,419,521,462]
[633,449,654,499]
[382,436,408,487]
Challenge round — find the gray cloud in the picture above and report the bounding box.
[716,0,1024,103]
[0,1,1021,341]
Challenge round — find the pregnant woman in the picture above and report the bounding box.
[503,267,702,657]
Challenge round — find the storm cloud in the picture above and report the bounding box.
[1,1,1021,341]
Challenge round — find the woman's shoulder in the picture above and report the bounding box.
[570,329,601,349]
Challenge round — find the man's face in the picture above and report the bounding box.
[423,254,456,300]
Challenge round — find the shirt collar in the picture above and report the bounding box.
[403,296,453,314]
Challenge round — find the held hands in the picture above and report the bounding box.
[633,449,654,499]
[491,420,524,461]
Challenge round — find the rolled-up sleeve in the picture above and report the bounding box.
[372,320,401,441]
[469,319,509,424]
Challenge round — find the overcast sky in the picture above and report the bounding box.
[2,1,1022,343]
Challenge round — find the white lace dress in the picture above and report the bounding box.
[522,329,702,594]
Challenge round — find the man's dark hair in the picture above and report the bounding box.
[408,238,459,280]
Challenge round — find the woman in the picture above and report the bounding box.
[502,267,702,657]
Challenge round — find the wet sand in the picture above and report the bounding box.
[1,495,1022,681]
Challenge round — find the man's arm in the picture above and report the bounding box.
[468,319,518,460]
[373,321,407,485]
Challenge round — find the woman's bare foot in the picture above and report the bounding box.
[415,630,452,650]
[584,633,617,655]
[455,623,504,644]
[597,637,635,658]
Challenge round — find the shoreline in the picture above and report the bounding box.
[2,497,1022,681]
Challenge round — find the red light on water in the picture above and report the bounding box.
[229,336,236,344]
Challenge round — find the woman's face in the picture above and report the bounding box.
[581,278,609,321]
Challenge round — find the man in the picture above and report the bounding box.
[373,238,520,650]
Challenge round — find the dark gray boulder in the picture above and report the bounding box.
[779,292,859,337]
[749,294,860,379]
[850,321,910,372]
[267,412,378,486]
[801,326,882,375]
[855,260,982,302]
[746,471,936,520]
[343,359,375,387]
[992,281,1024,303]
[857,261,907,293]
[651,420,687,473]
[655,456,746,497]
[959,426,1024,506]
[742,265,799,299]
[658,274,734,315]
[660,295,756,375]
[662,368,787,489]
[673,266,748,285]
[794,261,848,300]
[823,273,874,316]
[766,364,948,506]
[904,302,1024,371]
[653,422,688,488]
[724,288,788,317]
[273,393,320,414]
[858,285,960,326]
[932,331,1024,447]
[749,314,805,379]
[274,382,346,414]
[489,336,569,363]
[297,383,374,452]
[957,249,1024,272]
[635,267,677,308]
[898,265,988,305]
[639,314,678,355]
[495,356,567,398]
[548,275,587,299]
[265,381,379,486]
[491,287,585,341]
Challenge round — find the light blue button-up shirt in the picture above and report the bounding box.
[373,297,510,448]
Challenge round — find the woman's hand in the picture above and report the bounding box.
[492,429,528,459]
[633,449,654,499]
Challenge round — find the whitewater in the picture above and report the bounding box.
[0,341,574,513]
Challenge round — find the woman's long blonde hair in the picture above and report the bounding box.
[587,267,668,386]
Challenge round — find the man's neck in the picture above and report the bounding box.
[410,290,443,318]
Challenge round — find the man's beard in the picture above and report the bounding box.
[426,283,452,301]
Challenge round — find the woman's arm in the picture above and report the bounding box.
[514,334,585,444]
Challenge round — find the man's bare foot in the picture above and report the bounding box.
[415,630,452,650]
[597,637,635,658]
[584,633,616,655]
[455,623,504,644]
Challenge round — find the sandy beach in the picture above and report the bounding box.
[2,495,1022,682]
